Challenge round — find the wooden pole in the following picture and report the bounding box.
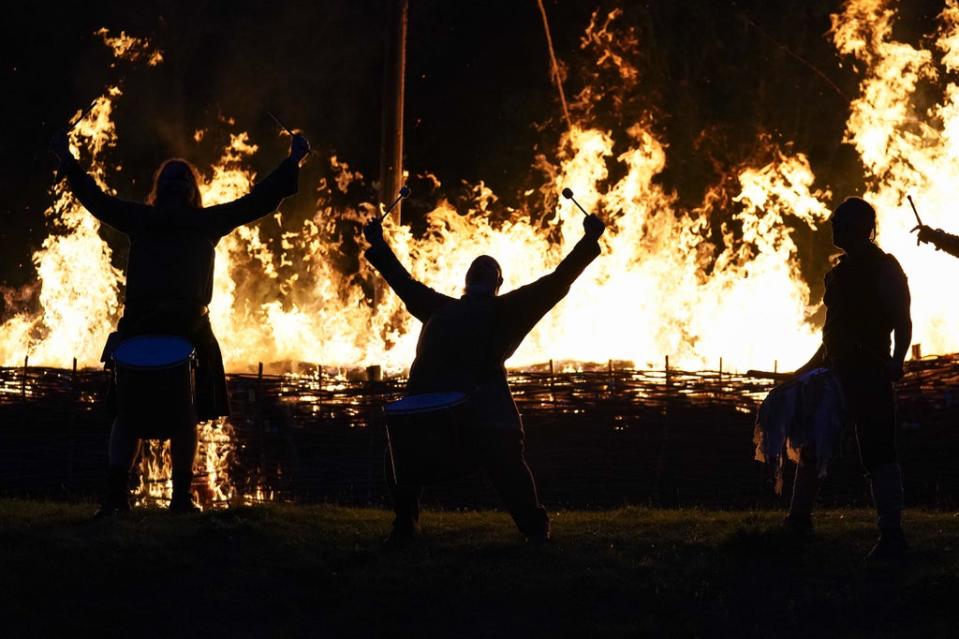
[379,0,408,226]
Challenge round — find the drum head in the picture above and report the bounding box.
[385,391,467,415]
[114,335,195,368]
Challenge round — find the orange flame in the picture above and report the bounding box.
[833,0,959,357]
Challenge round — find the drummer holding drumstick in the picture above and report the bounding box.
[50,127,309,516]
[363,202,605,545]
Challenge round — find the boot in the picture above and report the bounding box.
[169,471,200,513]
[783,459,821,537]
[92,466,132,519]
[866,463,908,560]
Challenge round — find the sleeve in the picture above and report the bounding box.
[928,228,959,258]
[60,155,140,234]
[495,235,602,352]
[364,242,455,323]
[203,157,299,237]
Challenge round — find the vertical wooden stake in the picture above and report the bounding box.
[548,359,555,396]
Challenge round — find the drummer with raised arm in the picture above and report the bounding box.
[50,128,309,516]
[363,209,605,545]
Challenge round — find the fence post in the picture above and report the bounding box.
[548,359,555,397]
[21,355,28,399]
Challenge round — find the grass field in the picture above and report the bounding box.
[1,500,957,638]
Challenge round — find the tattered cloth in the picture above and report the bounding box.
[753,367,846,494]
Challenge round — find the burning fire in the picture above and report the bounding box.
[4,5,959,503]
[832,0,959,357]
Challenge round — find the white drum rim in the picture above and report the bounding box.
[385,391,468,415]
[113,334,196,369]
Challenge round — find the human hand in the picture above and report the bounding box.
[913,224,948,248]
[583,213,605,241]
[363,218,385,246]
[290,133,311,162]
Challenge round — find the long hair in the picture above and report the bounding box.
[147,159,203,209]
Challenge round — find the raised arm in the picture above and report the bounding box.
[917,225,959,259]
[496,214,605,352]
[362,219,454,323]
[203,134,309,237]
[51,130,141,234]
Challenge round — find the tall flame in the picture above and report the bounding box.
[833,0,959,357]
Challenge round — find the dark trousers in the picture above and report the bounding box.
[834,358,898,472]
[386,429,549,537]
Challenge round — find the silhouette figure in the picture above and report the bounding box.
[787,197,912,560]
[50,128,309,516]
[364,212,605,545]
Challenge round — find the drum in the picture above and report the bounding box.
[113,335,197,439]
[384,391,476,485]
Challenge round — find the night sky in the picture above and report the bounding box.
[0,0,951,310]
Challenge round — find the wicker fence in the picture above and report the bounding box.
[1,356,958,508]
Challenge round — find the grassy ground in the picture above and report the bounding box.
[1,500,957,638]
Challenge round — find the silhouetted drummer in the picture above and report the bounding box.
[363,212,605,545]
[788,196,912,560]
[50,129,309,516]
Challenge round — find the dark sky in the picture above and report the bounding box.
[0,0,951,303]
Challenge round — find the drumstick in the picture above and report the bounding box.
[907,195,924,227]
[69,98,98,129]
[268,110,296,137]
[561,187,590,218]
[379,185,411,222]
[268,110,312,155]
